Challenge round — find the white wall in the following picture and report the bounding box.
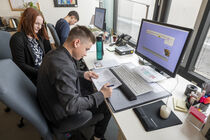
[0,0,99,43]
[39,0,99,26]
[38,0,99,43]
[0,0,99,26]
[0,0,21,17]
[167,0,202,29]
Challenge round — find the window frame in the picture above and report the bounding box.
[178,0,210,87]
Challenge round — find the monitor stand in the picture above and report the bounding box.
[138,57,150,66]
[138,57,170,79]
[150,65,170,79]
[134,64,168,83]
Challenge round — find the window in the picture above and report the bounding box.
[177,0,210,87]
[115,0,156,42]
[100,0,114,32]
[167,0,202,29]
[167,0,202,68]
[194,29,210,79]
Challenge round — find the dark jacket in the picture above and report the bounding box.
[37,47,104,124]
[10,31,51,85]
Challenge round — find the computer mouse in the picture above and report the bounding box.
[160,105,171,119]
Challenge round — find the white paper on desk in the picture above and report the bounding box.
[92,69,122,91]
[94,59,120,69]
[88,45,96,52]
[106,46,116,52]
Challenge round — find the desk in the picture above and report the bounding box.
[83,44,207,140]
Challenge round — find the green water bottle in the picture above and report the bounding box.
[96,36,103,60]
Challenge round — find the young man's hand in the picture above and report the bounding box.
[84,71,98,81]
[100,83,112,98]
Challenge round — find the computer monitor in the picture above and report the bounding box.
[135,19,192,77]
[94,7,106,31]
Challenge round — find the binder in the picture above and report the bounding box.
[133,100,182,131]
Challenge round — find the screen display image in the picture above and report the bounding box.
[136,19,192,77]
[94,7,106,30]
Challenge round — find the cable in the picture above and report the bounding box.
[165,76,179,106]
[170,76,179,94]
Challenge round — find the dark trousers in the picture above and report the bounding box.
[80,79,111,139]
[91,101,111,138]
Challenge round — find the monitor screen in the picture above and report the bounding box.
[94,7,106,30]
[135,19,192,77]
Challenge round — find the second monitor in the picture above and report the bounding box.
[94,7,106,31]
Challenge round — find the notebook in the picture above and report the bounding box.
[133,100,182,131]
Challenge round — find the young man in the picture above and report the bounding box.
[37,25,112,140]
[55,11,79,46]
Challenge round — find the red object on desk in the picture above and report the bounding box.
[199,96,205,103]
[189,106,206,123]
[204,97,210,104]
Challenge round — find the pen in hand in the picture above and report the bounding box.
[107,84,114,87]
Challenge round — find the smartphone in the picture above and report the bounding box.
[96,36,103,60]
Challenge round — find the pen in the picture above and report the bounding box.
[107,84,114,87]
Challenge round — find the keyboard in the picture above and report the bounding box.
[110,65,152,101]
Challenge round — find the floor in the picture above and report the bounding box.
[0,102,119,140]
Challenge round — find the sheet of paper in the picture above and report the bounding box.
[106,46,116,52]
[94,59,120,69]
[88,44,96,52]
[92,69,122,91]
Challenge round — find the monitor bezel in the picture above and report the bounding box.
[94,7,106,31]
[135,19,193,78]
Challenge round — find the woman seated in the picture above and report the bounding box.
[10,8,51,85]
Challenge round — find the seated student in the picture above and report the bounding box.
[55,11,79,46]
[37,25,112,140]
[10,8,51,86]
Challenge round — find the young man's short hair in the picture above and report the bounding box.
[67,11,79,21]
[67,25,95,44]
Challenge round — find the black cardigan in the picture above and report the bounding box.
[10,31,51,85]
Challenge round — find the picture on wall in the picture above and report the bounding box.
[54,0,78,7]
[9,0,39,11]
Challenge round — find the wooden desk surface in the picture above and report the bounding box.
[83,44,207,140]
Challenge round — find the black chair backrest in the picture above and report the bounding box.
[47,23,61,48]
[0,31,12,59]
[0,59,53,140]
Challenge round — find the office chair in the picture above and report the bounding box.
[47,23,61,48]
[0,30,12,59]
[47,23,87,70]
[0,30,25,127]
[0,30,12,113]
[0,59,102,140]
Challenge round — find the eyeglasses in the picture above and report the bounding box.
[34,22,44,27]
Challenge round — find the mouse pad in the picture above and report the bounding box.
[133,100,182,131]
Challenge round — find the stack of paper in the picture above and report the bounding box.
[173,97,188,112]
